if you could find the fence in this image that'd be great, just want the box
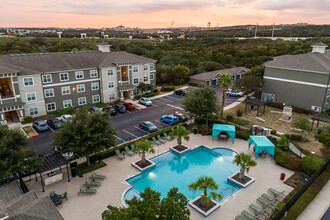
[272,158,330,219]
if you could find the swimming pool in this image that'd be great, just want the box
[125,146,241,203]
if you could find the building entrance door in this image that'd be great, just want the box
[123,90,130,100]
[5,111,19,124]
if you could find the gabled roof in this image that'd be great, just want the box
[265,51,330,73]
[190,67,249,81]
[312,42,328,47]
[0,64,18,74]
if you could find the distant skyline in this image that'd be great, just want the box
[1,0,330,28]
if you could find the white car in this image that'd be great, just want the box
[60,114,73,122]
[139,97,152,106]
[226,89,244,97]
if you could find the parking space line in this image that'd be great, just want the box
[123,130,138,138]
[158,97,173,102]
[134,126,149,134]
[152,99,166,105]
[166,104,184,111]
[49,127,54,132]
[166,95,182,100]
[114,135,126,142]
[154,120,170,127]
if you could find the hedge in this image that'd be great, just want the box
[236,130,252,140]
[275,147,303,172]
[160,86,175,92]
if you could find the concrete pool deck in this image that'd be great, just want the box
[25,134,294,220]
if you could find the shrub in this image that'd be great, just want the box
[293,116,311,131]
[161,86,175,92]
[232,118,250,126]
[236,108,243,117]
[153,88,159,93]
[143,92,157,98]
[226,114,234,120]
[275,147,302,171]
[53,106,74,117]
[301,156,324,176]
[23,116,33,123]
[277,136,289,151]
[290,134,303,141]
[271,129,276,135]
[93,102,107,108]
[236,130,251,140]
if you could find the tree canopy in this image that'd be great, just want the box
[218,73,233,116]
[52,108,116,166]
[315,125,330,149]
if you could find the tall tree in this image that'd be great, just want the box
[218,73,233,116]
[169,125,190,147]
[53,108,116,166]
[133,140,155,164]
[172,64,190,85]
[182,86,220,126]
[233,153,257,180]
[315,125,330,149]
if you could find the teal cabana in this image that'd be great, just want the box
[212,124,236,144]
[248,136,275,159]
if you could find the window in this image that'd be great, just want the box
[92,95,100,103]
[90,70,98,78]
[108,93,115,100]
[150,63,155,69]
[107,69,114,76]
[133,66,139,73]
[143,76,148,82]
[23,77,34,86]
[327,89,330,98]
[324,102,329,111]
[150,74,154,80]
[44,88,54,98]
[77,84,85,93]
[29,107,38,116]
[63,99,72,108]
[46,103,56,111]
[61,86,71,95]
[133,78,139,85]
[108,81,115,89]
[42,74,52,83]
[78,97,87,106]
[60,72,69,81]
[91,82,99,91]
[75,71,84,79]
[26,92,36,102]
[143,65,148,71]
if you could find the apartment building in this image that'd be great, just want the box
[0,44,156,124]
[262,42,330,112]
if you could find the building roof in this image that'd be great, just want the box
[0,64,18,74]
[0,51,156,75]
[189,67,249,81]
[265,50,330,73]
[312,42,328,47]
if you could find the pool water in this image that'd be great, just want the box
[125,146,241,203]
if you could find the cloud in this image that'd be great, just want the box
[259,0,330,11]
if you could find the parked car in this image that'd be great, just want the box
[173,112,188,122]
[113,104,127,113]
[160,115,179,125]
[60,114,73,122]
[123,102,135,110]
[32,120,50,132]
[46,118,62,129]
[55,146,74,160]
[102,106,117,116]
[89,106,103,113]
[139,121,158,132]
[173,89,187,96]
[139,97,152,106]
[226,89,244,97]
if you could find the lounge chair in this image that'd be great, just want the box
[249,203,271,217]
[115,149,125,160]
[257,197,276,208]
[49,191,56,197]
[157,135,166,143]
[268,188,286,198]
[78,185,97,195]
[241,210,258,220]
[85,179,101,187]
[262,193,280,203]
[163,133,171,141]
[124,146,134,156]
[235,215,246,220]
[151,136,161,145]
[91,171,106,180]
[59,191,68,201]
[130,144,135,152]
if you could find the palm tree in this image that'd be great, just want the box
[233,153,257,180]
[218,73,233,116]
[133,140,155,164]
[169,125,190,147]
[188,176,223,207]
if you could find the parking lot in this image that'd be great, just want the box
[26,87,240,155]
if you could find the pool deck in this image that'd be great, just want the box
[25,134,294,220]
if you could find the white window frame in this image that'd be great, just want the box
[91,82,99,91]
[133,78,139,85]
[143,76,148,82]
[92,95,100,103]
[327,89,330,98]
[90,70,98,78]
[324,102,329,111]
[42,74,52,84]
[133,66,139,73]
[46,102,56,112]
[61,86,71,95]
[44,88,54,98]
[108,81,115,89]
[63,99,72,108]
[26,92,37,102]
[150,63,155,69]
[108,93,115,100]
[75,71,84,80]
[29,107,38,116]
[77,84,85,93]
[150,74,154,80]
[23,77,34,86]
[107,69,114,76]
[78,97,87,106]
[143,65,148,71]
[60,72,69,81]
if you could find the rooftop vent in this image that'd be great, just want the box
[311,42,328,54]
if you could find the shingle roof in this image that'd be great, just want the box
[99,51,157,67]
[265,51,330,73]
[312,42,328,47]
[189,67,249,81]
[0,64,18,74]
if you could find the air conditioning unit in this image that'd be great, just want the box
[311,105,321,112]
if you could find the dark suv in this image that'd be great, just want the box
[102,106,117,116]
[174,89,186,96]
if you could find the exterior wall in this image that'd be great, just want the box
[99,67,118,103]
[189,78,207,86]
[17,74,46,117]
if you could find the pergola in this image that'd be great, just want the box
[37,153,70,192]
[311,113,330,130]
[244,98,267,117]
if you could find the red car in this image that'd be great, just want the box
[123,102,135,110]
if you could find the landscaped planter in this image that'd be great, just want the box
[170,145,190,155]
[188,195,221,217]
[22,126,38,139]
[227,172,255,188]
[131,159,155,172]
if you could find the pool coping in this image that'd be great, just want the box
[227,172,255,188]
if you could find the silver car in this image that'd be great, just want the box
[32,120,50,132]
[139,97,152,106]
[139,121,158,132]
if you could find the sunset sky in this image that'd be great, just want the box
[1,0,330,28]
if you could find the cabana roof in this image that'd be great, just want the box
[39,153,69,173]
[248,136,275,159]
[212,124,236,143]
